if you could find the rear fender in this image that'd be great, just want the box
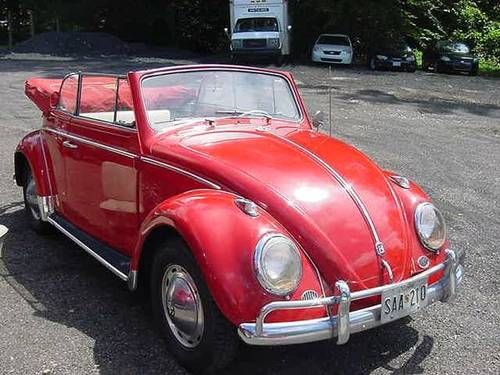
[133,189,327,325]
[15,130,54,197]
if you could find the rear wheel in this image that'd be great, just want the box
[150,237,238,374]
[22,169,52,234]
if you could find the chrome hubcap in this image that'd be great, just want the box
[161,264,204,348]
[25,177,40,220]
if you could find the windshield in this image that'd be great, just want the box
[235,18,278,32]
[141,70,301,131]
[317,35,350,46]
[438,42,470,54]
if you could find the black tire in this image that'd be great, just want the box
[22,169,52,234]
[469,67,479,76]
[150,237,238,374]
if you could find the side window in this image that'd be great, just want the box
[116,79,135,126]
[58,74,78,114]
[79,75,117,122]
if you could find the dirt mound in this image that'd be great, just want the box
[13,32,130,56]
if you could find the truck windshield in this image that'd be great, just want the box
[235,18,279,32]
[141,70,301,131]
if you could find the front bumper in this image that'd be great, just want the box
[233,48,281,57]
[312,51,352,64]
[238,249,464,346]
[375,58,416,71]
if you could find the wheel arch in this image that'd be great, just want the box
[14,151,30,187]
[14,130,53,196]
[132,189,326,325]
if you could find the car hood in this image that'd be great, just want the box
[317,44,351,52]
[151,127,412,291]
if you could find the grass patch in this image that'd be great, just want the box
[479,59,500,77]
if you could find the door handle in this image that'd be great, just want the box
[63,140,78,149]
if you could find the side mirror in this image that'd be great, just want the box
[49,92,60,109]
[312,111,325,128]
[287,25,292,32]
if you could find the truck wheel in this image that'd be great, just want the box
[22,169,52,234]
[150,237,238,374]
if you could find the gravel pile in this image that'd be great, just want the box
[13,32,130,56]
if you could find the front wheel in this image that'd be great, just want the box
[150,237,238,374]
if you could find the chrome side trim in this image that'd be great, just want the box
[274,135,386,258]
[47,216,128,281]
[239,250,462,346]
[43,128,137,159]
[141,157,221,190]
[0,225,8,258]
[37,195,56,222]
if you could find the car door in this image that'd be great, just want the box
[63,75,140,256]
[43,73,79,215]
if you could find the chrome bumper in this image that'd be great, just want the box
[238,249,464,346]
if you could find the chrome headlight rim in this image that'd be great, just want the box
[414,202,447,252]
[254,233,303,296]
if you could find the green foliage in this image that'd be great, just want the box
[1,0,498,63]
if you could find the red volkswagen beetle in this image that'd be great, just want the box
[15,65,464,373]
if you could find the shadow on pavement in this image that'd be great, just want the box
[0,204,433,374]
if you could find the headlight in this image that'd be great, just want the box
[441,56,451,62]
[268,38,280,48]
[406,55,415,62]
[254,234,302,296]
[415,203,447,251]
[232,39,243,49]
[376,55,388,60]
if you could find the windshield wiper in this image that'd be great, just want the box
[216,109,273,120]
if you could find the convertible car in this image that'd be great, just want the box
[15,65,464,373]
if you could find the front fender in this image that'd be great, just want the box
[384,171,448,283]
[133,189,326,325]
[15,130,53,196]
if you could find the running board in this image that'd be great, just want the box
[48,214,135,288]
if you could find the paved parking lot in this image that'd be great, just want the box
[0,55,499,374]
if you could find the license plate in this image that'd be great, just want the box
[381,280,427,324]
[393,61,401,67]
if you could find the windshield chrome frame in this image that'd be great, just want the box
[139,67,304,132]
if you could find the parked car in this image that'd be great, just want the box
[16,65,464,373]
[368,39,417,72]
[312,34,353,65]
[423,41,479,75]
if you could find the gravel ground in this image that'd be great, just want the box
[0,54,499,375]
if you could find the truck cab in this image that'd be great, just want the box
[225,0,291,63]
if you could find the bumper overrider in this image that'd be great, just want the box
[238,249,464,346]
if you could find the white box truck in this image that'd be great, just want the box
[225,0,292,63]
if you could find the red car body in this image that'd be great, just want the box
[15,65,463,354]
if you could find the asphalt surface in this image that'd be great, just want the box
[0,54,499,375]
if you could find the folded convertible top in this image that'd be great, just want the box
[25,78,63,113]
[25,76,195,115]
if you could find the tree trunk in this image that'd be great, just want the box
[29,10,35,38]
[7,10,13,49]
[55,16,60,33]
